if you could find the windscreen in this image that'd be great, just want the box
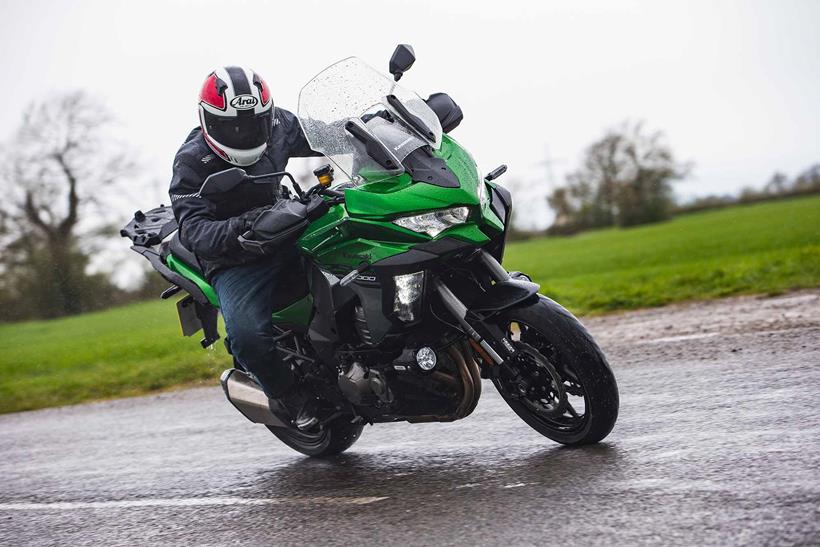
[298,57,443,185]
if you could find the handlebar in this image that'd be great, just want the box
[305,184,345,203]
[320,187,345,199]
[246,169,345,204]
[247,170,306,199]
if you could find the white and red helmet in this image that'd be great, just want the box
[198,66,273,166]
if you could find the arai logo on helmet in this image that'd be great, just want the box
[230,95,259,110]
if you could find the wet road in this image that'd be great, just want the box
[1,292,819,545]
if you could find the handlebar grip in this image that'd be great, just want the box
[322,188,345,199]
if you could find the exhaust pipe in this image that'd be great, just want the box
[406,343,483,423]
[220,369,289,428]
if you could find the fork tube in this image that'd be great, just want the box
[433,278,505,365]
[478,250,511,282]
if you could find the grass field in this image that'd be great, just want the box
[0,300,229,414]
[505,195,820,314]
[1,195,818,414]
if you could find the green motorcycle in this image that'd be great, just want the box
[122,46,618,457]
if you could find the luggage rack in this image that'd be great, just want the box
[120,205,177,247]
[121,205,220,348]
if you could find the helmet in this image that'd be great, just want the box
[198,66,273,166]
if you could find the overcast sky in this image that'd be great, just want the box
[2,0,819,232]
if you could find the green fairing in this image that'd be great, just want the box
[271,294,314,325]
[299,135,503,274]
[166,253,314,325]
[166,135,503,327]
[344,135,481,217]
[166,254,220,307]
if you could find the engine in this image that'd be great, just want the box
[335,341,482,422]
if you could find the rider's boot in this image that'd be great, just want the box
[278,388,319,431]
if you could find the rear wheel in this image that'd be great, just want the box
[267,416,364,458]
[493,296,619,445]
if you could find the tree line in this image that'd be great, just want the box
[674,166,820,215]
[543,122,818,236]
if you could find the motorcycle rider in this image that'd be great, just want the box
[169,65,462,431]
[169,66,321,430]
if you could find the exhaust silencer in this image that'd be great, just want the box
[220,369,289,428]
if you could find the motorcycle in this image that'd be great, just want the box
[122,45,619,457]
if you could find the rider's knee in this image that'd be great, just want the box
[226,324,272,364]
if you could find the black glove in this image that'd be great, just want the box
[237,200,309,255]
[235,206,269,233]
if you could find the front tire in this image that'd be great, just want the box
[493,296,619,445]
[268,416,364,458]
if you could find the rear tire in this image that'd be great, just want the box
[268,416,364,458]
[493,296,619,445]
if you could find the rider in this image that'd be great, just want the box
[169,66,321,430]
[169,65,461,431]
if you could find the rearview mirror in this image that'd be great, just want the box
[425,92,463,133]
[389,44,416,82]
[200,168,248,197]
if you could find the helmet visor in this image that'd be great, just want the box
[203,110,272,150]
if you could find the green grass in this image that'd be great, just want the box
[0,300,229,414]
[1,195,818,414]
[504,195,820,314]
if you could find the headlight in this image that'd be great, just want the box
[393,271,424,322]
[393,206,469,237]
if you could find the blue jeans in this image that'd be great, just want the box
[212,249,302,398]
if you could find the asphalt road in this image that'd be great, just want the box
[1,292,818,546]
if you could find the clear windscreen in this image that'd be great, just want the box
[298,57,443,185]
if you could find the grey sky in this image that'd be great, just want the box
[2,0,819,230]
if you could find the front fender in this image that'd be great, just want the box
[469,279,540,314]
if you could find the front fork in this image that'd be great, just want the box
[432,250,520,368]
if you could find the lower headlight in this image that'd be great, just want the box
[415,347,437,371]
[393,271,424,322]
[393,206,470,237]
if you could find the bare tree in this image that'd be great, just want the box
[547,121,689,233]
[0,91,134,318]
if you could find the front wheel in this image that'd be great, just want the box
[268,415,364,458]
[492,296,619,445]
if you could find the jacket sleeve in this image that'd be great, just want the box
[169,158,247,261]
[277,108,323,158]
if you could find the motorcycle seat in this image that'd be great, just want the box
[167,232,204,274]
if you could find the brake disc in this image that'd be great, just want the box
[511,343,568,418]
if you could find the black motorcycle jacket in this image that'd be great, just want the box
[168,107,321,280]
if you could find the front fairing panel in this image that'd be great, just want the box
[344,135,481,218]
[299,135,506,274]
